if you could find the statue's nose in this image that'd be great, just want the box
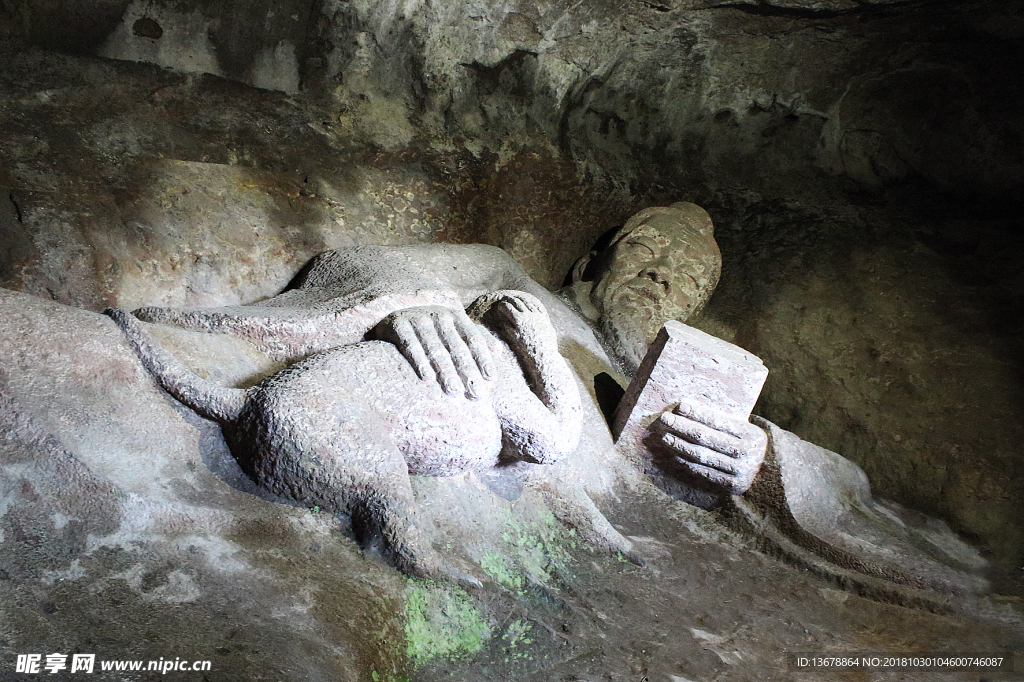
[641,264,671,292]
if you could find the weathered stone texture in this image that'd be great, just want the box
[612,320,768,454]
[107,280,639,581]
[0,1,1022,666]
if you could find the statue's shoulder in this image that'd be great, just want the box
[296,243,526,294]
[303,243,516,272]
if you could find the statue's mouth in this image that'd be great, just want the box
[615,278,668,306]
[634,288,661,304]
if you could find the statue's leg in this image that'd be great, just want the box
[132,304,341,363]
[238,388,481,586]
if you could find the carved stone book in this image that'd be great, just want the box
[612,321,768,478]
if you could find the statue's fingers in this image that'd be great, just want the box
[672,399,748,439]
[520,294,544,314]
[659,411,746,458]
[496,292,522,312]
[674,457,749,495]
[663,433,740,475]
[508,291,543,314]
[453,313,496,380]
[411,316,462,395]
[436,314,483,400]
[391,317,435,383]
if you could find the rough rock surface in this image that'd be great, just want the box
[105,285,638,582]
[2,0,1024,677]
[690,193,1024,573]
[2,1,1021,573]
[736,417,991,610]
[3,287,1021,680]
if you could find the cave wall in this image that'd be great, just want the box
[9,0,1023,199]
[2,0,1023,568]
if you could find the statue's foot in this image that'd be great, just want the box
[624,535,673,563]
[533,481,647,570]
[600,532,645,567]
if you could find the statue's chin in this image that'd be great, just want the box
[600,311,656,376]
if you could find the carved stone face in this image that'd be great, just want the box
[587,202,722,372]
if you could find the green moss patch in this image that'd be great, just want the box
[404,581,490,666]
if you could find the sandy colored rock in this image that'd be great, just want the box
[612,320,768,451]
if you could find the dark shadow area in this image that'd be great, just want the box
[561,223,623,287]
[26,0,130,54]
[593,371,624,428]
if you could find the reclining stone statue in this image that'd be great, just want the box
[126,202,768,500]
[107,289,621,584]
[111,201,985,604]
[107,202,751,584]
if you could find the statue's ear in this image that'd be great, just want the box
[571,251,596,283]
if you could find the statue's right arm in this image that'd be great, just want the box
[135,244,546,395]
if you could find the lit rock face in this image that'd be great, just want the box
[106,288,627,583]
[0,288,1003,680]
[0,277,648,678]
[3,0,1023,582]
[105,243,644,583]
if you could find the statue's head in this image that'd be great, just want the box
[571,202,722,372]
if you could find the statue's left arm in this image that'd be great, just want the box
[467,290,583,464]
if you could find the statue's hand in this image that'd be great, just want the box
[654,399,768,495]
[466,290,552,344]
[370,305,496,400]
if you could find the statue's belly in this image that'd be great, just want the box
[321,341,506,476]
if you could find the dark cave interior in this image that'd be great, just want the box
[1,0,1023,679]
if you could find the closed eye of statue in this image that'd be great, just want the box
[624,239,657,258]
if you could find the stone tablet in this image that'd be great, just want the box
[611,320,768,458]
